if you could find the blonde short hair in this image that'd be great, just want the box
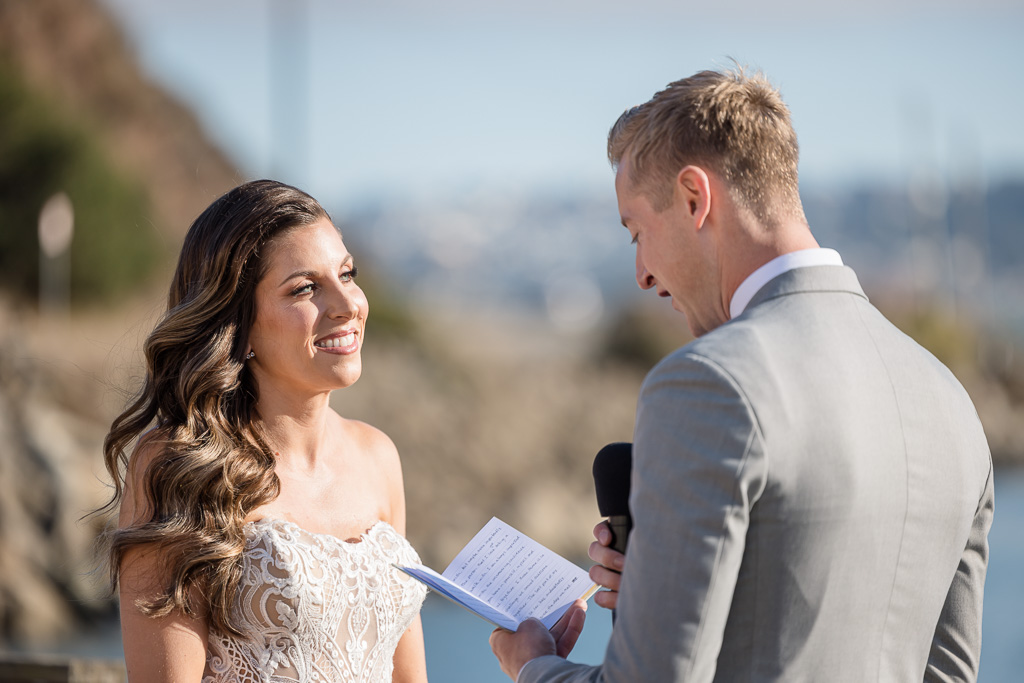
[608,67,804,226]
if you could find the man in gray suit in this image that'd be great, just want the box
[490,67,994,681]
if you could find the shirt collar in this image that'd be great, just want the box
[729,248,844,319]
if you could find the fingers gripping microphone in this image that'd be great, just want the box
[593,442,633,555]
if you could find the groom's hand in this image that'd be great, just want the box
[589,521,624,610]
[489,600,587,681]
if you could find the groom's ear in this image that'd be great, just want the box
[675,166,711,231]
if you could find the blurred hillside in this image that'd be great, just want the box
[0,0,238,299]
[0,0,241,243]
[1,0,1022,650]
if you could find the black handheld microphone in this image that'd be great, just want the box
[593,442,633,555]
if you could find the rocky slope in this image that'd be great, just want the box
[0,303,118,642]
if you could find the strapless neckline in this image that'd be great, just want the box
[243,517,390,547]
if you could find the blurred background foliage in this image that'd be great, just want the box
[0,64,163,305]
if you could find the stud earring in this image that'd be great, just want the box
[246,350,255,360]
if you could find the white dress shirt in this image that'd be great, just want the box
[729,248,843,319]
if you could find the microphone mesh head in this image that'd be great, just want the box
[593,442,632,517]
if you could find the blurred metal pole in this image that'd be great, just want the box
[38,192,74,320]
[269,0,309,187]
[902,92,953,319]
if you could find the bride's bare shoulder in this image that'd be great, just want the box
[120,427,174,527]
[332,412,399,461]
[329,412,407,526]
[126,426,175,475]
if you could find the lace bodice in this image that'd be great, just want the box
[203,519,427,683]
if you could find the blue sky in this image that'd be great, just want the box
[101,0,1024,208]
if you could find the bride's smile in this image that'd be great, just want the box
[314,329,359,353]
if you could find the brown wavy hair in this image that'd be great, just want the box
[100,179,331,634]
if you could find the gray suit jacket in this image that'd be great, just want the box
[521,266,993,683]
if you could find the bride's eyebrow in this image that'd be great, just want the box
[278,270,316,287]
[277,255,352,287]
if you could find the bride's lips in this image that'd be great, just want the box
[313,330,359,355]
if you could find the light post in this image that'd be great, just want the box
[38,191,74,319]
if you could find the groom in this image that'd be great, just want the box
[491,67,993,681]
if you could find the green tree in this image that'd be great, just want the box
[0,65,164,306]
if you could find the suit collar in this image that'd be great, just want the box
[730,248,844,318]
[745,265,868,313]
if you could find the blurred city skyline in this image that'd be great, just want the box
[99,0,1024,209]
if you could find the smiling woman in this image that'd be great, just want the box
[97,180,429,683]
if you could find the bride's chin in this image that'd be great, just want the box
[332,366,362,389]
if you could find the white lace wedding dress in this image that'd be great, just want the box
[202,518,427,683]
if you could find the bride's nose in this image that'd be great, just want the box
[326,281,364,321]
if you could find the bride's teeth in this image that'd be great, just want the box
[316,334,355,348]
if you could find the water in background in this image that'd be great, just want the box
[2,468,1021,681]
[979,467,1024,680]
[422,593,612,681]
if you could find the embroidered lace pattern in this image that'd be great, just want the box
[202,519,426,683]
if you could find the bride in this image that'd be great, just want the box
[101,180,428,682]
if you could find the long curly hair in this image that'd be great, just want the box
[101,179,331,634]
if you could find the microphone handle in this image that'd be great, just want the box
[606,514,632,556]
